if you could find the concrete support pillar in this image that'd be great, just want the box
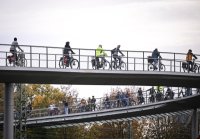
[192,108,198,139]
[3,83,14,139]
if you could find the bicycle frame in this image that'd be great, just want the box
[7,51,26,66]
[182,58,198,73]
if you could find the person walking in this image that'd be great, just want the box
[63,101,69,114]
[91,96,96,111]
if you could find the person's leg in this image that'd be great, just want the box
[118,56,121,65]
[188,61,192,71]
[154,59,158,69]
[96,57,100,68]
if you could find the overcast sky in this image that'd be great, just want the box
[1,0,200,98]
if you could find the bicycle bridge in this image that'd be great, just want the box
[0,44,200,139]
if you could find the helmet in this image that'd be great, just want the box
[188,49,192,52]
[14,37,17,41]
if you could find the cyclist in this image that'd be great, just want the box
[152,48,162,70]
[10,37,23,63]
[186,49,197,71]
[111,45,125,65]
[95,44,107,69]
[63,41,75,66]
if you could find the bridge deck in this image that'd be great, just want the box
[0,67,200,87]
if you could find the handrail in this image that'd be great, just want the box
[1,44,200,73]
[0,87,198,120]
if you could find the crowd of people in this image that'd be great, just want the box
[33,86,199,117]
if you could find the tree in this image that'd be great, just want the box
[24,84,65,109]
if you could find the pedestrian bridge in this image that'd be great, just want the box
[0,93,199,128]
[0,44,200,87]
[0,44,200,139]
[0,66,200,88]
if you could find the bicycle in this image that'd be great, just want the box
[59,54,79,69]
[111,55,126,70]
[182,58,199,73]
[147,56,165,71]
[91,56,111,70]
[6,50,27,67]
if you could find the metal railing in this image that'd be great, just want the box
[1,44,200,73]
[0,87,199,120]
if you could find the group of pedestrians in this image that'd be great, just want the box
[103,88,143,109]
[76,96,96,112]
[103,91,131,109]
[46,86,198,116]
[147,86,175,103]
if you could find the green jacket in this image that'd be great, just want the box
[96,46,107,57]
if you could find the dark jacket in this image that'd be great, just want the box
[63,42,75,55]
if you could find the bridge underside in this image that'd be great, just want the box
[0,67,200,87]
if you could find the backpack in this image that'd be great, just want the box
[112,48,118,55]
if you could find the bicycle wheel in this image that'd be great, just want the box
[198,66,200,73]
[103,60,111,70]
[193,64,198,73]
[59,57,66,68]
[91,59,96,69]
[111,61,117,70]
[6,57,14,66]
[119,62,126,70]
[70,59,79,69]
[148,63,154,71]
[159,64,165,71]
[183,67,187,72]
[19,58,27,67]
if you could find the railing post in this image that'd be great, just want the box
[174,53,176,72]
[87,56,89,70]
[134,58,136,71]
[46,47,48,68]
[5,52,8,66]
[111,51,113,70]
[39,54,40,68]
[143,51,145,71]
[127,51,129,70]
[30,46,32,67]
[55,54,56,68]
[79,49,80,69]
[170,60,172,72]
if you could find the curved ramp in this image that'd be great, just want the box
[23,94,200,127]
